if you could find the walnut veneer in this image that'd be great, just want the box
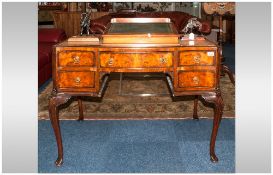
[49,39,223,166]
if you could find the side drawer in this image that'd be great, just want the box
[177,71,215,88]
[179,51,215,66]
[58,71,95,88]
[58,51,95,67]
[100,52,173,68]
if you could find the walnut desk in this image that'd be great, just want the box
[49,18,223,166]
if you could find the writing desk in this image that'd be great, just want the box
[49,18,223,166]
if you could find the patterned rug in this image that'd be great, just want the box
[38,73,235,120]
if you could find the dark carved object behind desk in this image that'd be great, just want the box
[181,18,202,34]
[80,12,91,35]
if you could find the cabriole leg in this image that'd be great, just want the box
[201,92,223,162]
[49,95,71,166]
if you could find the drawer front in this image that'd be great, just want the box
[179,51,215,66]
[178,71,215,88]
[58,71,95,88]
[58,51,95,67]
[100,52,173,68]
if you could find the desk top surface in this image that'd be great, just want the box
[56,38,217,48]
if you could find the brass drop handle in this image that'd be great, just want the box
[192,76,200,85]
[73,55,80,64]
[193,55,201,64]
[160,57,167,64]
[75,77,81,84]
[108,57,114,65]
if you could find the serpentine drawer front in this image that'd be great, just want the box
[174,47,218,92]
[58,71,95,88]
[99,52,173,68]
[179,51,215,66]
[56,48,99,93]
[58,51,95,67]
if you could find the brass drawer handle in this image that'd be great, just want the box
[73,55,80,64]
[75,77,81,84]
[108,57,114,65]
[160,57,167,64]
[193,55,201,64]
[192,76,200,85]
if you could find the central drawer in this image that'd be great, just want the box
[99,52,173,68]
